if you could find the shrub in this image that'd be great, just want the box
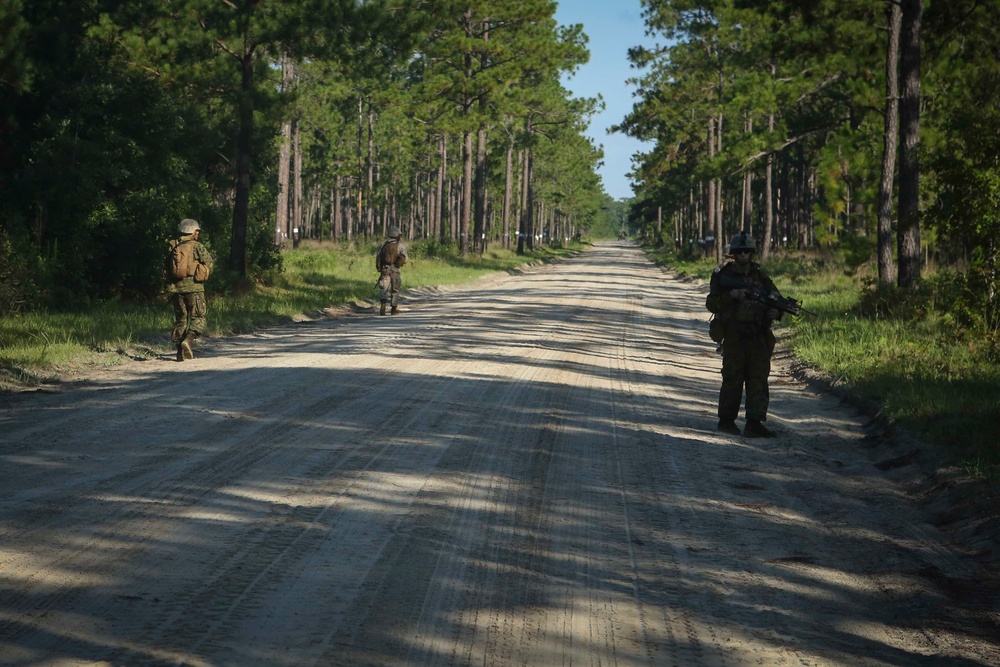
[0,232,39,315]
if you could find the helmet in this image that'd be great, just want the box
[387,226,401,238]
[179,218,201,234]
[729,231,755,254]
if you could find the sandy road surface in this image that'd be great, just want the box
[0,241,997,666]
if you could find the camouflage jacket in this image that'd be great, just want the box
[706,261,782,337]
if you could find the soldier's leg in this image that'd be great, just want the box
[379,272,390,315]
[389,269,401,313]
[171,294,188,343]
[186,293,207,339]
[718,337,748,422]
[744,331,775,421]
[179,293,205,360]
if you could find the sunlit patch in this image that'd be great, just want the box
[835,619,944,658]
[90,495,181,506]
[0,554,114,588]
[0,454,80,471]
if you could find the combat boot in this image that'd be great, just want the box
[744,419,775,438]
[717,419,741,435]
[176,343,184,362]
[380,300,387,316]
[390,305,398,315]
[179,334,194,360]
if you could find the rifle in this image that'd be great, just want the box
[716,272,818,318]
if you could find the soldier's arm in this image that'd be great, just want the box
[756,267,781,297]
[705,269,731,314]
[197,243,215,269]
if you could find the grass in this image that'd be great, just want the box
[0,239,580,390]
[647,243,1000,481]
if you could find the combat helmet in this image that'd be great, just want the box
[179,218,201,234]
[729,231,755,254]
[387,226,402,238]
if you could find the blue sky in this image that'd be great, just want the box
[554,0,656,201]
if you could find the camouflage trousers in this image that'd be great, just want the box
[171,292,207,343]
[379,267,401,307]
[718,329,775,422]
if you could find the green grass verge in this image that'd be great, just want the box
[647,243,1000,481]
[0,239,581,390]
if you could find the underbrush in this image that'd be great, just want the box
[649,244,1000,481]
[0,239,582,390]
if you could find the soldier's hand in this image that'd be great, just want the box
[730,288,748,300]
[766,308,780,320]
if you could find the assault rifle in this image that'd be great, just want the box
[716,272,818,318]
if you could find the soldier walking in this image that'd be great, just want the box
[376,226,408,315]
[165,218,214,361]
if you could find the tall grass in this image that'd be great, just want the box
[0,239,580,389]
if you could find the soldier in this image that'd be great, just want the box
[705,232,782,437]
[376,226,408,315]
[165,218,214,361]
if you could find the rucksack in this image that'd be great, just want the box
[169,240,197,281]
[377,240,399,271]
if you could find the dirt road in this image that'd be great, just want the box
[1,242,997,666]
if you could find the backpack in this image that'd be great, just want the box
[393,246,407,268]
[377,240,399,271]
[169,239,205,281]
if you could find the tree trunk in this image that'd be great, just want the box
[517,143,532,254]
[762,107,775,260]
[715,111,724,261]
[330,185,338,242]
[897,0,922,289]
[742,116,753,234]
[503,140,514,249]
[473,125,487,254]
[229,53,254,278]
[707,118,716,256]
[292,120,303,246]
[366,104,375,239]
[440,136,448,242]
[461,129,473,255]
[356,93,363,238]
[275,57,294,245]
[877,0,900,285]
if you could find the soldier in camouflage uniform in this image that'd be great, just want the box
[165,218,214,361]
[376,226,408,315]
[705,232,783,437]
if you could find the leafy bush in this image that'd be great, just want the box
[0,232,39,315]
[409,238,459,260]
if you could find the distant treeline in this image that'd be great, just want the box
[0,1,611,313]
[618,0,999,310]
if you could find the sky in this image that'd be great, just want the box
[554,0,656,201]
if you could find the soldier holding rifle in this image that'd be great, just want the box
[705,232,799,438]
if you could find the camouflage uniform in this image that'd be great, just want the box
[165,220,214,360]
[706,251,783,435]
[376,229,407,315]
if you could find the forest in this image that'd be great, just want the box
[619,0,1000,340]
[0,0,609,313]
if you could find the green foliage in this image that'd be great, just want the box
[410,238,460,260]
[860,260,1000,348]
[620,0,1000,300]
[0,1,604,313]
[0,231,38,315]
